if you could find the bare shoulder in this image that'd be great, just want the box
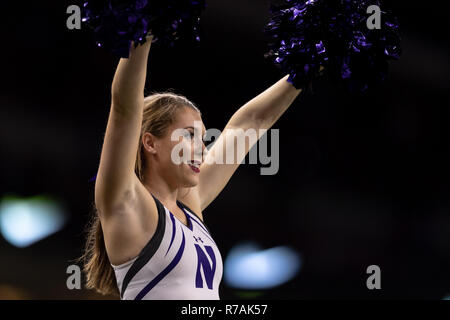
[99,175,159,266]
[177,185,204,221]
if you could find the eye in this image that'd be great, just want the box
[184,130,195,139]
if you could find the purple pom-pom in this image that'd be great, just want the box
[82,0,206,58]
[264,0,402,92]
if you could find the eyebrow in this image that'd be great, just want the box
[184,126,206,133]
[184,126,207,140]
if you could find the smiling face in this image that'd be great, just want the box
[143,106,206,188]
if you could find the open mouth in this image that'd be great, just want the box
[188,160,201,173]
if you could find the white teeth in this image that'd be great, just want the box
[189,161,201,168]
[189,162,199,169]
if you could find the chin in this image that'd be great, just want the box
[180,179,198,188]
[179,177,197,188]
[186,175,199,187]
[180,165,199,187]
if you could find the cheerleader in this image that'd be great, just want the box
[80,0,400,300]
[81,35,302,299]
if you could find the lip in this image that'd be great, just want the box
[188,164,200,173]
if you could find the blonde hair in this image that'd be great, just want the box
[135,92,201,182]
[80,91,201,297]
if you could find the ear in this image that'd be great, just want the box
[142,132,158,154]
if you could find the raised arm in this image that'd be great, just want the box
[226,75,301,130]
[198,75,302,211]
[95,38,153,214]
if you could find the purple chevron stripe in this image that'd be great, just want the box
[165,213,176,257]
[182,209,209,234]
[134,228,186,300]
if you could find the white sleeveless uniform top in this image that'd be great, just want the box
[111,194,223,300]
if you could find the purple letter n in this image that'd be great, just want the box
[194,244,216,290]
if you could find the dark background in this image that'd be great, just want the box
[0,0,449,299]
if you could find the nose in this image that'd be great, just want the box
[193,138,205,161]
[200,140,206,152]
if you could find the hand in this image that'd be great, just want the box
[146,30,154,42]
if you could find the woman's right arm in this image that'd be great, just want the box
[95,38,153,215]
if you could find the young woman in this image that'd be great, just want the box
[81,35,303,300]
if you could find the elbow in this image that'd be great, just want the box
[248,112,276,130]
[228,111,268,131]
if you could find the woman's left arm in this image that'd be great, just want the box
[196,74,302,212]
[226,74,302,131]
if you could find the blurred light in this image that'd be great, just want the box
[443,294,450,300]
[0,284,30,299]
[0,195,67,248]
[224,242,302,290]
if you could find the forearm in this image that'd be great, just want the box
[111,38,153,114]
[227,74,302,130]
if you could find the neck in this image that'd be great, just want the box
[142,167,179,208]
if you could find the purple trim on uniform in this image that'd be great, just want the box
[184,210,209,235]
[168,205,192,230]
[134,227,186,300]
[178,204,193,231]
[182,211,216,245]
[191,219,216,244]
[165,213,176,257]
